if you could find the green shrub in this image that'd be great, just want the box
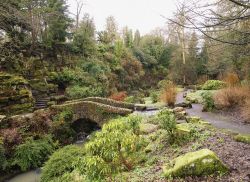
[150,91,158,103]
[202,80,226,90]
[156,109,177,143]
[66,85,103,99]
[124,96,136,103]
[41,145,85,182]
[76,117,146,181]
[12,136,57,171]
[124,95,145,104]
[52,109,76,144]
[201,92,215,111]
[157,80,173,89]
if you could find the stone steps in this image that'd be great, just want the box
[34,98,50,109]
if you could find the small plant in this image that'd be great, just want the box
[12,135,57,171]
[202,80,226,90]
[223,73,239,86]
[156,109,177,143]
[150,91,158,103]
[201,91,215,111]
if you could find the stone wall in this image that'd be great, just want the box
[65,97,135,110]
[51,100,133,126]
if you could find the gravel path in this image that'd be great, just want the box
[177,91,250,134]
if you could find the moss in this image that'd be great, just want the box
[29,80,57,93]
[163,149,228,178]
[186,116,201,123]
[0,72,28,86]
[139,123,159,134]
[0,73,34,115]
[176,123,191,136]
[234,134,250,144]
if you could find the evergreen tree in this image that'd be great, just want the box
[43,0,72,51]
[133,30,140,47]
[73,14,96,57]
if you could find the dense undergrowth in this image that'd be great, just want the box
[39,109,218,182]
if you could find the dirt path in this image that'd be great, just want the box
[177,91,250,134]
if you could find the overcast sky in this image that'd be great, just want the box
[67,0,177,35]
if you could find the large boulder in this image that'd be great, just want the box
[163,149,228,178]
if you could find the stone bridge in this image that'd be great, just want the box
[51,97,145,126]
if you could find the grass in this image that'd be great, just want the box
[160,82,177,107]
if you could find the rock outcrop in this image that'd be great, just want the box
[0,72,34,115]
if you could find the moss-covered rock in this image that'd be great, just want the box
[139,123,159,134]
[234,134,250,144]
[176,123,192,136]
[0,72,34,115]
[186,116,201,123]
[163,149,228,178]
[185,116,211,125]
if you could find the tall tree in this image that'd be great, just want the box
[43,0,72,52]
[73,14,96,57]
[105,16,118,44]
[122,26,133,48]
[133,30,141,47]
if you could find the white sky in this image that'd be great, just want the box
[67,0,177,35]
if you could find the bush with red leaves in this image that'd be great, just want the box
[1,128,22,154]
[109,91,127,101]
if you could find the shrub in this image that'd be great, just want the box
[202,80,226,90]
[160,81,177,106]
[124,95,145,104]
[201,91,215,111]
[150,91,158,103]
[28,110,52,135]
[51,109,76,144]
[157,80,173,89]
[12,135,57,171]
[109,91,127,101]
[41,145,85,182]
[213,86,248,109]
[156,109,177,143]
[66,85,103,99]
[76,116,146,181]
[1,128,22,153]
[223,73,240,86]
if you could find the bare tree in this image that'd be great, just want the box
[164,0,250,45]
